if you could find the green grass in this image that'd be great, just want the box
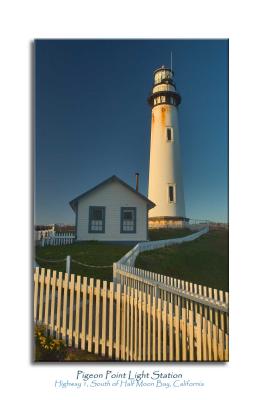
[35,241,133,281]
[148,228,192,241]
[35,230,191,281]
[35,229,227,290]
[135,230,229,291]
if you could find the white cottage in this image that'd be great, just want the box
[69,175,155,242]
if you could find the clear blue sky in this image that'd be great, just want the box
[35,39,228,224]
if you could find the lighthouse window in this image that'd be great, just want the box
[89,206,105,233]
[169,186,174,202]
[166,127,173,141]
[121,207,136,233]
[168,184,176,203]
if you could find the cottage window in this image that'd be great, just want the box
[89,206,105,233]
[121,207,136,233]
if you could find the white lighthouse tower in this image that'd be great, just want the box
[148,65,188,228]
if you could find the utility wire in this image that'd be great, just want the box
[71,259,112,269]
[35,256,66,263]
[35,256,112,269]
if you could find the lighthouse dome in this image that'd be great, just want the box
[154,66,174,85]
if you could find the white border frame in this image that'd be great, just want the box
[1,1,263,399]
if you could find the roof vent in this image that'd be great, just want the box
[135,172,139,192]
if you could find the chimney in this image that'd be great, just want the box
[135,172,139,192]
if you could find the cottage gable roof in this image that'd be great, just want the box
[69,175,156,212]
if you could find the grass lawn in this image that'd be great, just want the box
[35,242,133,281]
[35,229,192,281]
[135,230,229,291]
[148,228,191,241]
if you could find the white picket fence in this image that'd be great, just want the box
[40,233,75,247]
[34,267,229,361]
[113,263,229,332]
[116,226,209,267]
[34,228,55,241]
[187,223,210,231]
[112,225,229,332]
[34,225,229,360]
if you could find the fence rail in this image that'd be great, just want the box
[113,263,229,334]
[114,264,228,311]
[39,233,75,247]
[34,267,228,361]
[117,227,209,267]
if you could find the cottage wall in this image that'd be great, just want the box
[76,180,148,241]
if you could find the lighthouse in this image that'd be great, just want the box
[147,65,188,228]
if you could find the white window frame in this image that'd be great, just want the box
[88,206,106,233]
[167,183,176,203]
[120,207,137,234]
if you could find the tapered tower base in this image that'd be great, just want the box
[148,216,189,229]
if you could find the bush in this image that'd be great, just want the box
[34,324,68,361]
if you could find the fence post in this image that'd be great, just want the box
[113,263,117,284]
[113,263,121,285]
[155,284,160,299]
[66,255,71,275]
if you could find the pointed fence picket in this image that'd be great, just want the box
[34,267,229,361]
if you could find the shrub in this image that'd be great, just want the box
[34,324,67,361]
